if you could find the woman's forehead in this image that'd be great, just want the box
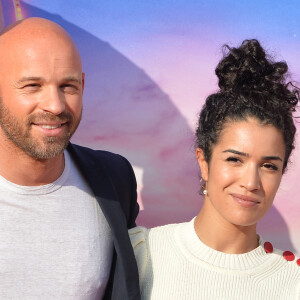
[215,119,285,156]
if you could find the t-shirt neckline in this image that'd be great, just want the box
[0,151,71,195]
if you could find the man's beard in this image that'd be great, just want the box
[0,101,81,160]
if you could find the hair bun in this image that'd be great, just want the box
[215,39,298,109]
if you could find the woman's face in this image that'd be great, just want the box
[197,118,285,227]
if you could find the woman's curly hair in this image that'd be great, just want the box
[196,39,299,172]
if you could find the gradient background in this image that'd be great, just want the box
[1,0,299,256]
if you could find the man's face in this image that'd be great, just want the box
[0,32,84,160]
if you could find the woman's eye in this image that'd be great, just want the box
[263,163,278,171]
[226,157,241,163]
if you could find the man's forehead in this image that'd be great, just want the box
[11,59,83,83]
[0,43,81,73]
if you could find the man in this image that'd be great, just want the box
[0,17,140,299]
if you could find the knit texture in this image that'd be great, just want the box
[130,219,300,300]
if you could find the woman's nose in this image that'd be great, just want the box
[240,164,261,191]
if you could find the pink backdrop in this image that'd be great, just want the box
[1,0,299,256]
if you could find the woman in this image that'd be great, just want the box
[130,39,300,299]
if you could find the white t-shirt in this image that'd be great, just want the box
[0,151,113,299]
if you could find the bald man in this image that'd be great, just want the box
[0,18,140,300]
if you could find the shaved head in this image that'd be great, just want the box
[0,17,84,160]
[0,17,78,45]
[1,17,71,35]
[0,17,82,76]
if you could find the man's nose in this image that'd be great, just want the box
[40,87,66,115]
[240,164,261,191]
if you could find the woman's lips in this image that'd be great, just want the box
[230,193,260,208]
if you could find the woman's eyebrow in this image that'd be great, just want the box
[262,156,282,161]
[223,149,283,161]
[223,149,248,156]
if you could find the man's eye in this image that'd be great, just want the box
[24,84,39,88]
[23,84,40,91]
[61,84,78,93]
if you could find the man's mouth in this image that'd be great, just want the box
[31,122,69,136]
[39,124,64,129]
[32,120,68,128]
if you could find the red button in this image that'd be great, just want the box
[264,242,273,253]
[283,251,295,261]
[296,259,300,266]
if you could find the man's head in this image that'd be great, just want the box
[0,17,84,160]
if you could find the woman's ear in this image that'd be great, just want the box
[196,148,209,181]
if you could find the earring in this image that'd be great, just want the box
[200,178,208,196]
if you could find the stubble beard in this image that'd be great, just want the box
[0,101,81,160]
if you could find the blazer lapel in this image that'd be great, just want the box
[67,143,140,299]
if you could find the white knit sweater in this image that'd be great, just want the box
[129,219,300,300]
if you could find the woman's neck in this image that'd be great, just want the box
[194,200,259,254]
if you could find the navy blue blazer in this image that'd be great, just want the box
[67,143,141,300]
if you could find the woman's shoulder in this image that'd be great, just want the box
[129,222,187,282]
[129,222,180,253]
[129,226,149,249]
[272,246,300,295]
[129,226,150,280]
[260,239,300,280]
[129,222,184,249]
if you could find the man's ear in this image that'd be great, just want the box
[196,148,209,181]
[81,72,85,94]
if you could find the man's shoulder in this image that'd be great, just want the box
[67,143,131,167]
[68,143,124,159]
